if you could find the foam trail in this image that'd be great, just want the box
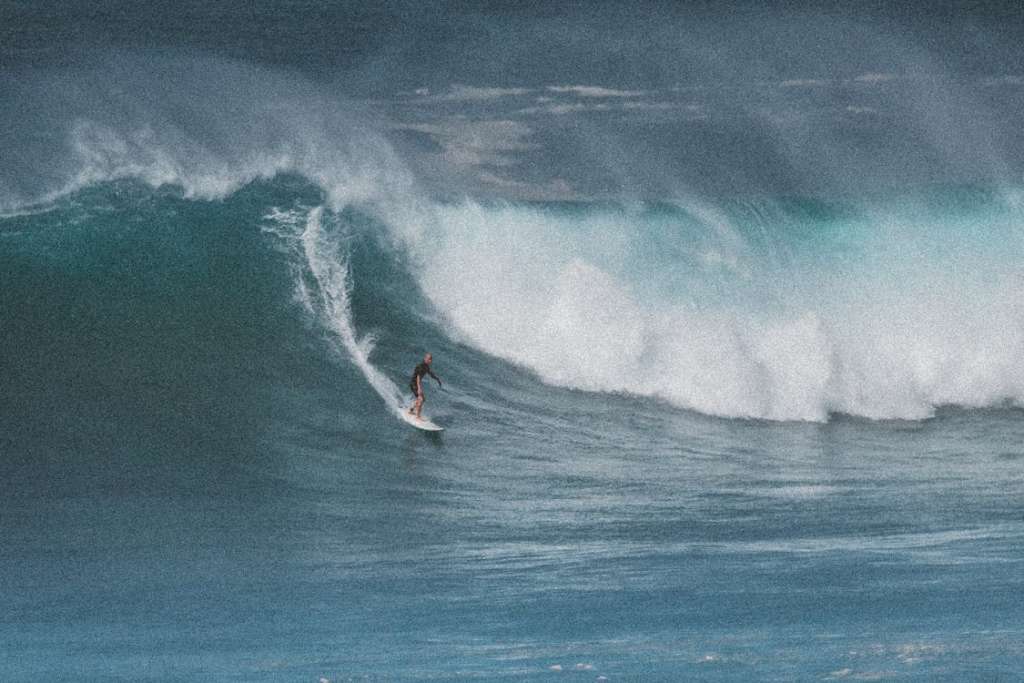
[299,207,406,417]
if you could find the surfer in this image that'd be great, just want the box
[408,353,442,419]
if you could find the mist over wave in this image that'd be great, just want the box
[0,53,416,212]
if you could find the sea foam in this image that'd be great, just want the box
[402,198,1024,421]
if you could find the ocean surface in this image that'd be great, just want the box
[3,3,1024,681]
[4,178,1024,681]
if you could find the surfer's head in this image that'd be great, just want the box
[424,353,433,364]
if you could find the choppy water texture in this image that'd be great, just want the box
[3,2,1024,680]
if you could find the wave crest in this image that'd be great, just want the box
[0,53,416,212]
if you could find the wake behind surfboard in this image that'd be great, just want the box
[400,409,444,432]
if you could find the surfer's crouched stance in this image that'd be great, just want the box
[409,352,442,419]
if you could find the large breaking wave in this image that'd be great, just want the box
[4,53,1024,423]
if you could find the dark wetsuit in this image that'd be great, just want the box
[410,362,440,397]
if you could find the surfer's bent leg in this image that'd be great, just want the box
[410,385,424,418]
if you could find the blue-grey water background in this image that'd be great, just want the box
[3,2,1024,680]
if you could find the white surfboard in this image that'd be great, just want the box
[400,409,444,432]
